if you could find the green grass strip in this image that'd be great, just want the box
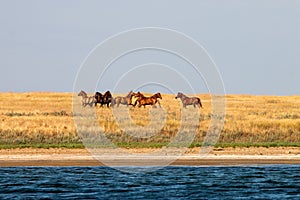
[1,142,300,149]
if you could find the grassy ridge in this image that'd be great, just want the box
[0,92,299,148]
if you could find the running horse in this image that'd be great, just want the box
[175,92,202,108]
[95,91,113,107]
[112,91,136,107]
[94,92,103,107]
[134,92,162,108]
[78,90,96,107]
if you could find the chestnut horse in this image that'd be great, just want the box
[78,90,96,107]
[112,91,136,107]
[134,92,162,108]
[175,92,202,108]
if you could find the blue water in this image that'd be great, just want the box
[0,166,299,199]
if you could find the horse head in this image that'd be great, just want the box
[156,93,162,99]
[175,92,183,99]
[95,92,103,102]
[127,90,135,98]
[103,91,112,102]
[78,90,87,97]
[134,91,142,98]
[104,91,111,95]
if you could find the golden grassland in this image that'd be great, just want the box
[0,92,299,148]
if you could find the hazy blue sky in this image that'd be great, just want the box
[0,0,299,95]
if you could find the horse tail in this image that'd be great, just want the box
[111,98,116,106]
[198,98,203,108]
[90,96,96,106]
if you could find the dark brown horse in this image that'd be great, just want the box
[95,91,113,107]
[78,90,96,107]
[134,92,162,108]
[112,91,136,107]
[94,92,103,107]
[175,92,202,108]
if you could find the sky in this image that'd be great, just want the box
[0,0,299,95]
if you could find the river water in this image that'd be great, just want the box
[0,165,299,199]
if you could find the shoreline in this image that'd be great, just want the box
[1,147,300,167]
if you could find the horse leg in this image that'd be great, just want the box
[129,100,134,106]
[135,99,140,107]
[129,99,136,106]
[126,99,130,106]
[133,100,138,107]
[157,100,161,108]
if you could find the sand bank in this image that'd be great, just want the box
[0,147,300,167]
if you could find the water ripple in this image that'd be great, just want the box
[0,165,299,199]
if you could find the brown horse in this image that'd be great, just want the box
[134,92,162,108]
[78,90,96,107]
[175,92,202,108]
[94,92,103,107]
[112,91,136,107]
[103,91,113,107]
[95,91,113,107]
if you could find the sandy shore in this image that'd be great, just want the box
[0,147,300,167]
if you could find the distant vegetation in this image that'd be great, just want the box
[0,92,299,149]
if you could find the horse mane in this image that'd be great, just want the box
[95,92,102,96]
[136,92,145,97]
[178,92,187,99]
[104,91,112,96]
[152,92,161,98]
[79,90,88,97]
[125,91,133,98]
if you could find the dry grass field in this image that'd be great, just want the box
[0,92,299,148]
